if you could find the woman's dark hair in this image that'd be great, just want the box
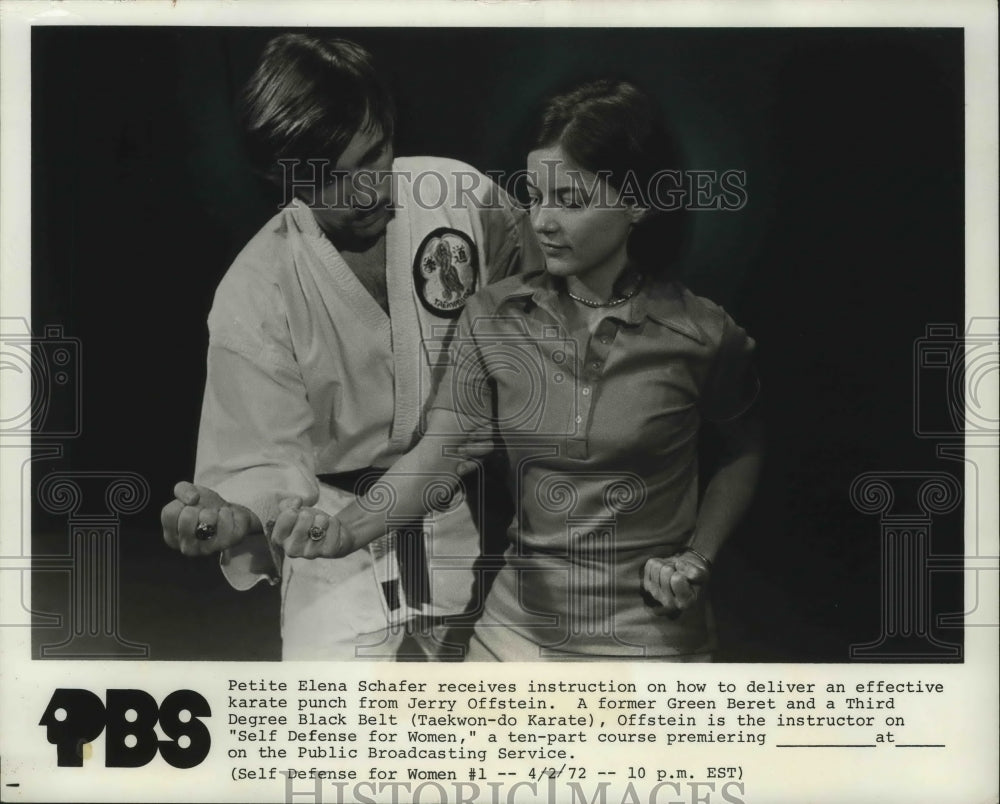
[238,34,395,190]
[534,79,686,278]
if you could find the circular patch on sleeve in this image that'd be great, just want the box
[413,228,479,317]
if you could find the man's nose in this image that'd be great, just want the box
[352,171,393,211]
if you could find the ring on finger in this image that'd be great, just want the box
[195,523,217,541]
[308,525,327,542]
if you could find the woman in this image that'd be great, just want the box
[273,79,763,661]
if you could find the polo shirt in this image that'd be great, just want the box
[430,270,758,657]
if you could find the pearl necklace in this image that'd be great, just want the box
[566,276,643,308]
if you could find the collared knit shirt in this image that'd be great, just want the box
[430,270,759,657]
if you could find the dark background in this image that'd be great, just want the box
[30,27,965,661]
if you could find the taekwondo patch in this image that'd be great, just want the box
[413,228,478,318]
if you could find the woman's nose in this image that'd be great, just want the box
[531,203,557,233]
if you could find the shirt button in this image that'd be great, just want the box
[600,336,610,344]
[591,361,602,369]
[575,415,582,424]
[582,387,591,396]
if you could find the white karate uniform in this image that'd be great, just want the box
[194,156,537,659]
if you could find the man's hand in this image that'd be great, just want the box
[161,481,261,556]
[642,550,712,617]
[270,497,355,559]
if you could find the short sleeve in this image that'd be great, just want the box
[426,300,497,442]
[700,313,760,422]
[475,182,544,283]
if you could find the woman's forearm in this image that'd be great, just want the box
[333,408,490,550]
[688,413,764,561]
[336,437,459,544]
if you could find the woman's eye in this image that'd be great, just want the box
[555,191,585,208]
[526,194,541,208]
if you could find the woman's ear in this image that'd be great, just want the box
[627,203,651,225]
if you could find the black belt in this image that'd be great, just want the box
[318,469,430,611]
[317,468,386,496]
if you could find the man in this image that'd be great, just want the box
[160,34,537,659]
